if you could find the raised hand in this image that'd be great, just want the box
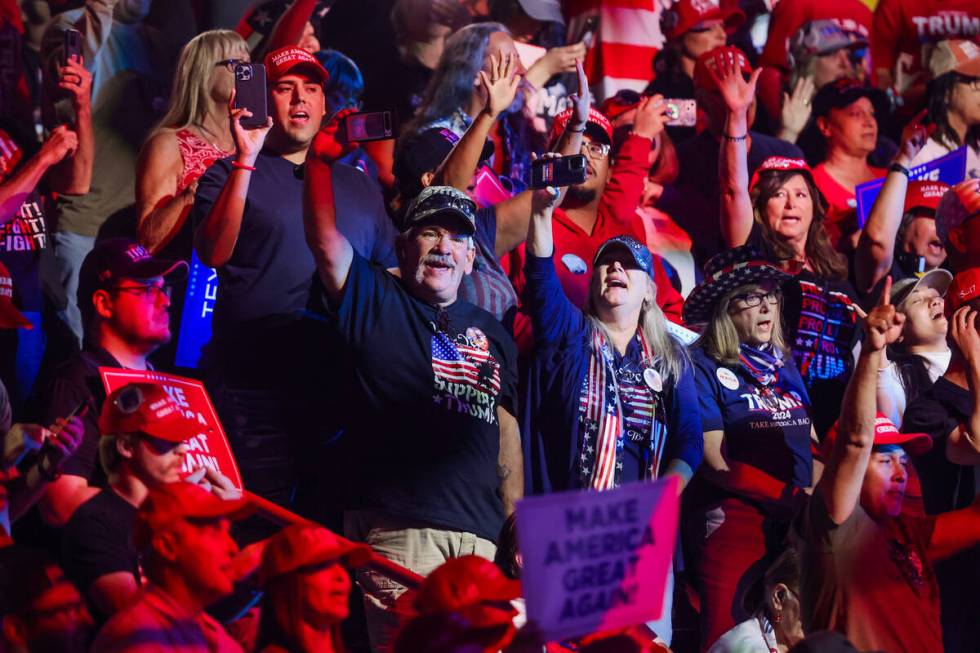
[540,41,587,77]
[57,55,92,112]
[37,416,84,474]
[780,75,815,139]
[571,59,591,127]
[631,94,671,140]
[228,89,273,167]
[38,125,79,166]
[479,53,522,119]
[895,109,935,164]
[950,305,980,365]
[861,276,905,352]
[309,107,357,164]
[710,51,762,116]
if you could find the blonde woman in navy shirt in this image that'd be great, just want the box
[683,246,819,651]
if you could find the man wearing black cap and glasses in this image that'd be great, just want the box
[36,238,186,528]
[305,153,519,651]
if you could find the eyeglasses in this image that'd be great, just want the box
[217,58,245,71]
[581,141,611,160]
[732,291,780,308]
[957,75,980,91]
[110,283,172,302]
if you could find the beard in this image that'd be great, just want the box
[565,185,598,204]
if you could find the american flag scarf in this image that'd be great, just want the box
[738,342,783,387]
[578,327,666,490]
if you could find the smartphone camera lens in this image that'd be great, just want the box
[235,65,252,82]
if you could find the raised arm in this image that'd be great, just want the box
[303,132,354,302]
[944,306,980,465]
[434,53,521,191]
[264,0,318,54]
[856,114,933,293]
[194,92,272,268]
[46,55,93,195]
[524,41,586,90]
[0,127,77,224]
[821,278,904,525]
[714,55,762,248]
[494,60,591,256]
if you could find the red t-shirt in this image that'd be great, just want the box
[760,0,873,70]
[872,0,980,86]
[811,163,886,250]
[503,134,684,354]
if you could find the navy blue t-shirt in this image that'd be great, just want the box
[191,150,398,340]
[522,254,703,494]
[314,252,518,541]
[692,347,813,488]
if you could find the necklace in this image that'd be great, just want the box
[193,121,232,153]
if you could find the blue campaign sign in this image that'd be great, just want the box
[174,251,217,369]
[856,147,967,228]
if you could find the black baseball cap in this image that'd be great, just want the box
[77,238,188,310]
[394,128,495,201]
[811,77,888,119]
[403,186,477,236]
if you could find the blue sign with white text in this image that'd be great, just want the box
[856,147,967,227]
[175,251,217,369]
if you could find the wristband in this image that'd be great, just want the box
[231,160,256,172]
[889,162,910,177]
[723,133,748,141]
[569,125,587,133]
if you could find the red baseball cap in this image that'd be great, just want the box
[259,524,372,586]
[661,0,744,42]
[0,261,31,330]
[904,180,950,215]
[415,555,521,626]
[823,413,932,458]
[264,46,329,83]
[133,481,253,549]
[748,156,814,191]
[693,45,752,91]
[936,178,980,242]
[99,383,203,443]
[550,106,613,146]
[947,267,980,312]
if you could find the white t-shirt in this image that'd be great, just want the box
[707,616,777,653]
[877,349,951,427]
[907,137,980,181]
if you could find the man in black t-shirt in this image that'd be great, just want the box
[36,239,186,529]
[903,267,980,653]
[191,46,397,516]
[305,160,521,651]
[61,383,207,626]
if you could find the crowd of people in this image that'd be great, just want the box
[0,0,978,651]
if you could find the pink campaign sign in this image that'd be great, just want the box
[515,476,680,642]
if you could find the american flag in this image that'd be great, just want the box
[619,381,655,434]
[432,332,501,395]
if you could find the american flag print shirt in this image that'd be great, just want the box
[431,326,502,425]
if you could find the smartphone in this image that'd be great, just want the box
[343,111,394,142]
[581,15,599,48]
[530,154,587,189]
[234,63,269,129]
[63,29,82,66]
[663,98,696,127]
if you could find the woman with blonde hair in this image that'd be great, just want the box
[135,29,249,255]
[682,246,817,651]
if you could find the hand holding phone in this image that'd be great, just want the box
[530,154,587,189]
[63,29,82,66]
[663,99,696,127]
[233,63,269,130]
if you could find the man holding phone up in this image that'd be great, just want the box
[191,46,398,514]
